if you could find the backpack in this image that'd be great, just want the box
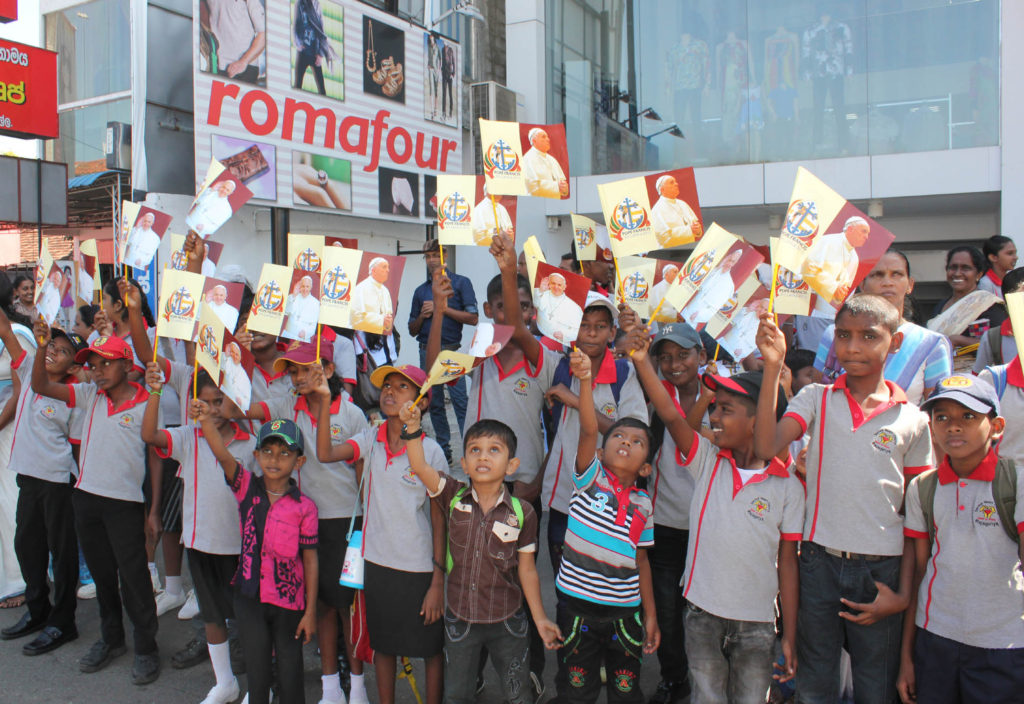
[985,327,1004,366]
[549,355,631,421]
[445,486,525,573]
[917,458,1019,546]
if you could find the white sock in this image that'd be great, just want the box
[322,672,344,701]
[349,673,366,699]
[148,562,158,576]
[208,641,233,687]
[164,575,183,597]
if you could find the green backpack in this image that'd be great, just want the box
[917,457,1019,546]
[445,487,525,573]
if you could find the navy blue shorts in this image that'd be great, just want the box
[914,627,1024,703]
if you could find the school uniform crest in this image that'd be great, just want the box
[871,428,896,454]
[118,414,134,427]
[513,378,529,395]
[747,497,770,521]
[330,424,342,439]
[40,405,56,418]
[600,402,616,418]
[974,501,999,527]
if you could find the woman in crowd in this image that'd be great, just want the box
[11,275,35,322]
[927,245,1006,352]
[978,234,1018,297]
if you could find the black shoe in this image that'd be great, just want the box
[649,679,689,704]
[132,652,161,685]
[1,612,46,640]
[229,637,246,675]
[22,625,78,655]
[79,639,127,673]
[338,650,351,695]
[171,635,207,669]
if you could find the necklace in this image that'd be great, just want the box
[266,488,285,496]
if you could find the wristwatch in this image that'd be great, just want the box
[317,169,328,188]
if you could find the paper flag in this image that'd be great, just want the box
[519,122,571,200]
[157,269,206,342]
[75,239,98,305]
[645,168,703,248]
[533,261,590,345]
[775,167,846,273]
[598,176,658,258]
[1005,292,1024,363]
[716,287,772,363]
[280,270,321,342]
[617,256,657,318]
[769,236,813,316]
[196,278,243,335]
[195,305,225,384]
[319,246,363,329]
[123,205,172,270]
[247,263,292,336]
[479,119,527,196]
[289,233,326,273]
[220,328,255,412]
[185,158,254,238]
[34,243,61,325]
[421,323,515,392]
[571,214,613,262]
[522,236,546,292]
[168,234,189,271]
[350,253,404,335]
[466,322,514,358]
[705,273,764,339]
[678,238,764,330]
[116,201,140,269]
[435,175,477,245]
[661,224,739,315]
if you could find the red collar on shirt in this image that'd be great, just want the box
[493,346,543,381]
[1007,357,1024,388]
[592,348,617,388]
[986,269,1003,287]
[593,284,610,297]
[718,449,790,498]
[601,465,642,526]
[255,364,287,384]
[832,373,907,430]
[376,423,409,462]
[100,382,149,415]
[1000,318,1013,336]
[197,421,251,442]
[936,448,997,485]
[294,394,341,427]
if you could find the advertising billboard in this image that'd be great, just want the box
[0,39,58,140]
[193,0,462,223]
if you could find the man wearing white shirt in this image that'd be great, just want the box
[523,128,568,198]
[471,191,514,245]
[203,285,239,332]
[185,179,236,235]
[125,212,161,269]
[680,249,744,326]
[351,258,394,334]
[651,175,701,247]
[281,276,319,341]
[651,264,681,322]
[802,216,869,315]
[535,272,583,342]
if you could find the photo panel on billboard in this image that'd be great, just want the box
[424,32,458,127]
[293,151,353,211]
[198,0,267,86]
[291,0,344,100]
[363,15,405,103]
[423,174,438,219]
[212,135,277,201]
[378,167,418,217]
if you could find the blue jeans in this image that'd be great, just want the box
[795,542,903,704]
[443,609,531,704]
[650,524,689,685]
[684,603,775,704]
[419,345,468,455]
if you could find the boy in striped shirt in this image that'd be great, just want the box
[554,348,658,704]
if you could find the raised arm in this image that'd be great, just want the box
[625,327,697,458]
[29,319,71,403]
[572,348,597,473]
[140,362,170,450]
[119,278,156,365]
[0,307,24,364]
[182,231,205,276]
[754,316,803,460]
[194,399,240,484]
[397,401,442,494]
[424,267,451,372]
[309,366,355,463]
[491,233,540,365]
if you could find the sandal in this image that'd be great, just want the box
[0,593,25,609]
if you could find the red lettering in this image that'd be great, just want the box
[386,127,412,164]
[364,109,391,173]
[206,80,239,126]
[339,115,369,155]
[239,89,278,136]
[282,98,336,148]
[414,133,439,169]
[439,139,458,171]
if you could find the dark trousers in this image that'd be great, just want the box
[14,474,79,631]
[811,76,846,148]
[796,542,902,704]
[218,64,259,83]
[445,609,531,704]
[73,490,157,654]
[913,627,1024,704]
[442,78,454,116]
[234,593,305,704]
[556,604,645,703]
[420,344,468,454]
[649,524,688,684]
[295,51,326,95]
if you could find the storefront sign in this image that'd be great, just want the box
[0,39,58,140]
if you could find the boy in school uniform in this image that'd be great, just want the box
[626,326,802,702]
[897,374,1024,703]
[540,293,649,571]
[0,314,86,656]
[142,365,254,704]
[978,355,1024,462]
[973,266,1024,371]
[754,294,935,703]
[395,408,563,704]
[29,324,161,685]
[554,348,659,704]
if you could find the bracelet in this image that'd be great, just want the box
[399,425,423,440]
[432,559,446,572]
[148,388,162,396]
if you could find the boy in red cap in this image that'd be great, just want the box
[315,364,448,704]
[29,323,161,685]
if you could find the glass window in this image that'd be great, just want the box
[44,0,131,105]
[45,99,131,174]
[547,0,1000,175]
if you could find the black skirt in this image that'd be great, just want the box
[363,561,443,657]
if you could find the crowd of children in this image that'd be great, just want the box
[0,230,1022,704]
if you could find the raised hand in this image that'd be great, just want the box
[144,361,165,391]
[398,400,421,431]
[569,346,591,381]
[756,314,787,367]
[33,315,51,346]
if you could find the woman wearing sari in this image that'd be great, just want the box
[814,249,953,405]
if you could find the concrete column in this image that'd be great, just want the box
[1001,0,1024,246]
[504,0,546,122]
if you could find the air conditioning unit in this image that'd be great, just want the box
[105,122,131,171]
[470,81,519,175]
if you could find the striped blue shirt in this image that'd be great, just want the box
[555,458,654,607]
